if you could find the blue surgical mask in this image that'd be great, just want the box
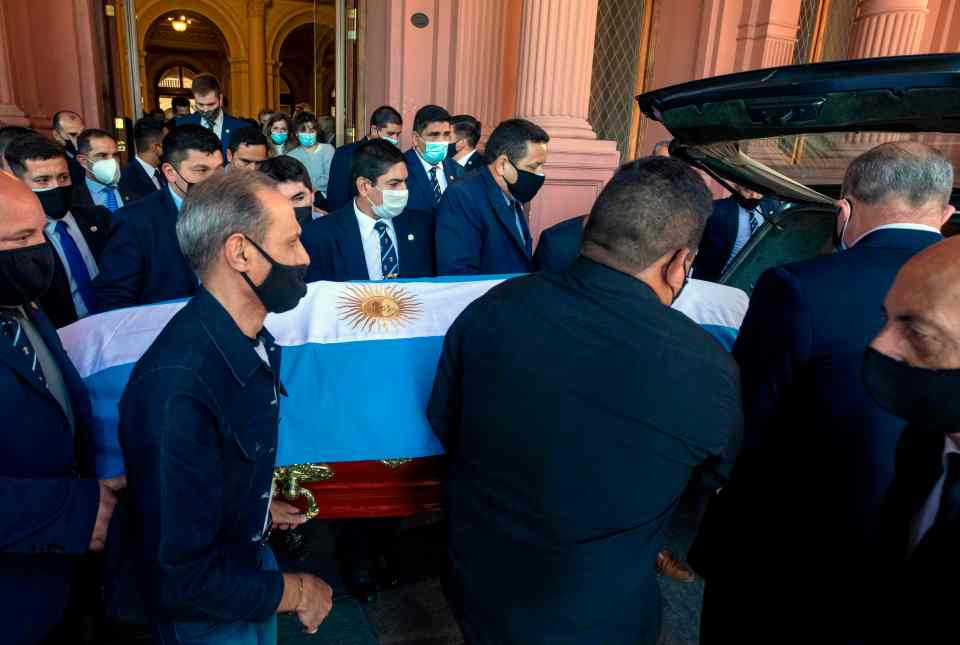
[271,132,288,145]
[297,132,317,147]
[383,136,400,148]
[422,141,448,165]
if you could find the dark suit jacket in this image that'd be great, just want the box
[534,215,585,272]
[71,175,137,211]
[436,166,533,275]
[428,257,742,644]
[693,196,779,282]
[461,149,487,173]
[118,157,162,203]
[326,138,365,212]
[870,428,959,643]
[93,187,197,312]
[0,304,100,644]
[694,228,943,643]
[301,203,436,283]
[403,148,464,216]
[175,112,247,160]
[40,206,112,328]
[66,152,86,189]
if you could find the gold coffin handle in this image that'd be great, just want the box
[274,463,335,520]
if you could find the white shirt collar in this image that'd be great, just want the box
[848,223,942,248]
[415,147,440,173]
[352,198,394,239]
[44,211,78,235]
[456,149,477,167]
[136,155,158,176]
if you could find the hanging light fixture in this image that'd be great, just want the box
[168,15,192,32]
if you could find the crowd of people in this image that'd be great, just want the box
[1,68,959,645]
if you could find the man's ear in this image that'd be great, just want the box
[940,203,956,228]
[836,198,852,236]
[663,248,693,292]
[222,233,251,273]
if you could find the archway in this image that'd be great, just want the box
[142,9,231,114]
[268,4,336,116]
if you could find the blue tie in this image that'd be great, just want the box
[0,310,45,386]
[54,220,97,315]
[428,166,442,204]
[375,221,399,279]
[102,186,119,212]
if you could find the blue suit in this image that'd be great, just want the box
[326,138,365,212]
[694,227,943,644]
[0,304,100,644]
[301,203,436,283]
[436,166,533,275]
[694,196,780,282]
[534,215,585,272]
[118,158,162,203]
[403,148,464,216]
[175,112,247,161]
[93,187,197,312]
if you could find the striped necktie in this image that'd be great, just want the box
[375,220,399,279]
[102,185,119,212]
[428,166,442,204]
[0,310,45,386]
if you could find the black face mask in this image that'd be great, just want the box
[294,206,314,226]
[199,107,221,125]
[0,242,55,307]
[34,186,71,220]
[172,168,194,195]
[240,237,308,314]
[447,142,459,160]
[863,347,960,433]
[506,162,545,204]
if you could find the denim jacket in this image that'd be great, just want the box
[114,287,286,624]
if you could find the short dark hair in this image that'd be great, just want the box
[484,119,549,165]
[133,118,165,153]
[413,105,451,134]
[582,157,713,273]
[369,105,402,129]
[451,114,481,148]
[293,111,318,133]
[264,112,292,135]
[171,96,191,110]
[228,124,268,153]
[51,111,80,132]
[191,73,221,97]
[4,135,66,178]
[258,155,313,191]
[0,126,35,163]
[351,139,405,188]
[162,124,221,167]
[77,128,115,156]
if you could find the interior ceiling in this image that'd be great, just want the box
[145,10,227,53]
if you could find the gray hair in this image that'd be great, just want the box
[176,170,278,278]
[843,142,954,208]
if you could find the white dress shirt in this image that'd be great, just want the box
[45,212,100,319]
[456,149,478,168]
[847,223,942,248]
[136,155,162,190]
[415,148,448,193]
[908,436,960,554]
[353,199,399,280]
[723,205,763,272]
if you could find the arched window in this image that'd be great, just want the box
[158,66,195,90]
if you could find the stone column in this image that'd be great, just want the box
[734,0,802,71]
[247,0,267,115]
[514,0,619,243]
[850,0,928,58]
[0,0,28,125]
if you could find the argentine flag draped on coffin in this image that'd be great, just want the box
[58,276,748,479]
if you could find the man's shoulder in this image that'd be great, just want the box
[72,204,111,227]
[303,206,349,241]
[115,188,170,222]
[542,215,586,239]
[126,302,211,384]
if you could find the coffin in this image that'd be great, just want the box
[274,456,446,519]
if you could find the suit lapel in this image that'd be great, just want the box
[482,169,529,258]
[722,197,740,249]
[405,150,433,208]
[393,216,418,277]
[334,207,370,280]
[0,307,56,400]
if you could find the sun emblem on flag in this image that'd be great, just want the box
[337,284,422,331]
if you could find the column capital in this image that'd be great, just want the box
[246,0,267,19]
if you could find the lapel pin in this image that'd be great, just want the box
[90,226,98,232]
[408,234,415,241]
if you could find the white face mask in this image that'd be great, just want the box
[368,187,408,220]
[91,158,120,186]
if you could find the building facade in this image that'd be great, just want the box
[1,0,955,239]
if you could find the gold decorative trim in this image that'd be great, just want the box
[274,463,335,519]
[380,458,413,469]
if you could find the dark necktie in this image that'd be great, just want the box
[428,166,442,204]
[374,221,399,279]
[514,201,532,256]
[749,209,761,236]
[54,220,97,314]
[0,310,46,386]
[154,168,166,188]
[932,453,960,534]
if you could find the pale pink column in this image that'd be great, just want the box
[734,0,802,71]
[452,0,509,140]
[513,0,620,243]
[851,0,928,58]
[0,0,27,126]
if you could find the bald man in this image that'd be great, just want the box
[865,236,960,643]
[0,172,118,643]
[696,142,955,644]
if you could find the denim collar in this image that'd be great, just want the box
[191,287,275,387]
